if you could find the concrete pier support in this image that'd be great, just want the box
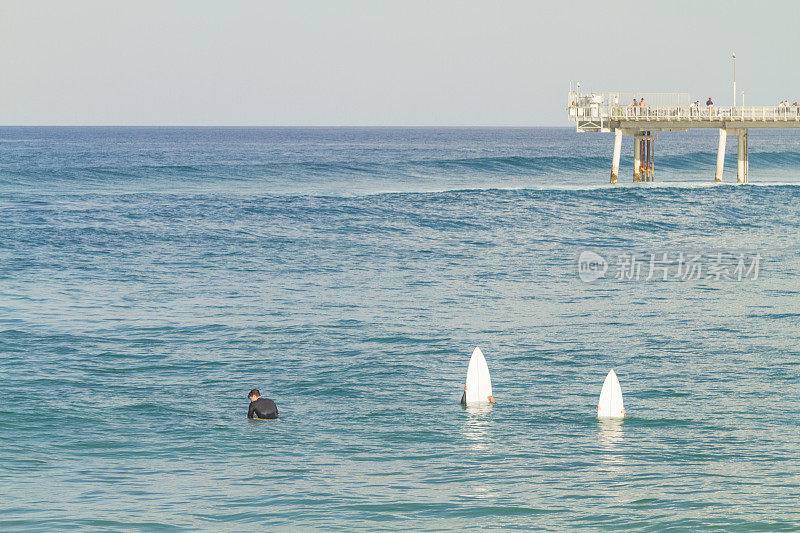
[610,129,622,184]
[633,133,642,182]
[715,128,727,182]
[737,129,749,183]
[644,132,653,181]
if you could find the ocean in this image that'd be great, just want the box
[1,127,799,531]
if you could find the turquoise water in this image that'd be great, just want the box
[1,127,800,531]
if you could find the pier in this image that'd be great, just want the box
[567,90,800,183]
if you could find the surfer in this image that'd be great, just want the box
[247,389,279,419]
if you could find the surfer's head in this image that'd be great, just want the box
[248,389,261,401]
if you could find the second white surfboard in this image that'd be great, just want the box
[597,369,625,418]
[463,346,493,405]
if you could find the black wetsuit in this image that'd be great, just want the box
[248,397,278,419]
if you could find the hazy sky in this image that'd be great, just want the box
[1,0,797,126]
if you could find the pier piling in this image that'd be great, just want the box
[715,128,727,182]
[644,132,654,181]
[737,129,749,183]
[610,129,622,183]
[633,133,642,182]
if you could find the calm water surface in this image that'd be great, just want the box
[1,128,799,531]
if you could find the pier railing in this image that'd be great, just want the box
[610,105,800,121]
[568,103,800,122]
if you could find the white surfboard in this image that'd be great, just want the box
[463,346,493,405]
[597,369,625,418]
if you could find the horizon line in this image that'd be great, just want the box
[0,124,567,129]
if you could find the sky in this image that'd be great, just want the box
[1,0,798,126]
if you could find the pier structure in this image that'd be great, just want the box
[568,90,800,183]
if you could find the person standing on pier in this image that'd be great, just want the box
[706,97,713,116]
